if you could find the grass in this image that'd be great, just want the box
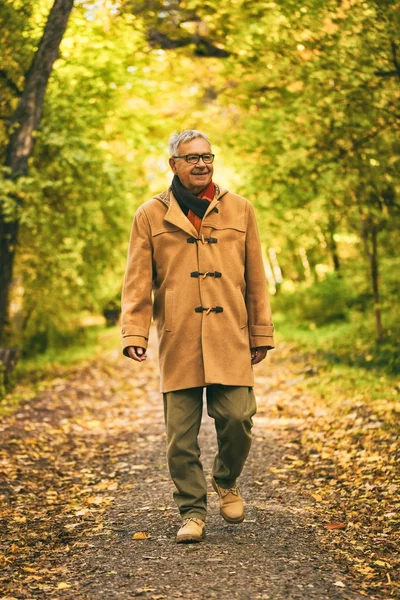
[273,309,400,375]
[18,324,119,373]
[274,309,399,445]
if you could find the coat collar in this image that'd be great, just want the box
[155,183,228,237]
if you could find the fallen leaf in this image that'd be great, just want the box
[311,492,323,502]
[75,508,89,516]
[12,516,26,523]
[133,531,151,540]
[207,558,224,562]
[57,582,71,589]
[374,560,391,568]
[87,495,105,505]
[325,523,346,530]
[334,581,345,588]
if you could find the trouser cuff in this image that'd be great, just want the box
[213,476,237,489]
[181,511,206,521]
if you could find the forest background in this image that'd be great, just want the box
[0,0,399,373]
[1,0,399,381]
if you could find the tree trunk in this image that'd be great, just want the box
[359,213,384,343]
[327,216,341,273]
[370,225,384,343]
[0,0,74,343]
[0,218,19,343]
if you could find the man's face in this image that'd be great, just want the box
[169,137,214,195]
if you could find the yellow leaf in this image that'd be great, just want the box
[133,531,151,540]
[57,582,71,589]
[87,495,104,505]
[75,508,89,516]
[86,420,102,429]
[311,492,323,502]
[374,560,391,568]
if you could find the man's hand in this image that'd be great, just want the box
[127,346,147,362]
[251,347,268,365]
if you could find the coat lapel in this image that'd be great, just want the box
[202,185,228,222]
[203,197,220,221]
[164,190,199,238]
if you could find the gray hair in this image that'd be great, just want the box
[168,130,211,157]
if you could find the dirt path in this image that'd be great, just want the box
[0,332,366,599]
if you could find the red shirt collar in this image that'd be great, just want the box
[198,181,215,202]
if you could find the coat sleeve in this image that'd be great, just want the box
[121,207,153,355]
[244,202,275,350]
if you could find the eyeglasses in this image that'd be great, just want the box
[173,153,215,164]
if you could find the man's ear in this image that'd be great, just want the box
[169,157,177,173]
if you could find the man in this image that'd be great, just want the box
[121,130,274,543]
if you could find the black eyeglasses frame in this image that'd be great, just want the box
[172,153,215,164]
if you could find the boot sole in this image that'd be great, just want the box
[219,510,245,524]
[211,478,245,524]
[176,533,205,544]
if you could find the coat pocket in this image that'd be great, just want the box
[236,286,248,329]
[164,289,174,332]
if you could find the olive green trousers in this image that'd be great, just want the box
[163,385,257,520]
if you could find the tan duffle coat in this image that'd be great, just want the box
[121,184,275,393]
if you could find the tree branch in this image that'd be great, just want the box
[375,69,398,77]
[376,41,400,79]
[390,40,400,81]
[0,70,22,97]
[147,29,229,57]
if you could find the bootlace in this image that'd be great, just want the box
[221,486,240,497]
[182,517,203,526]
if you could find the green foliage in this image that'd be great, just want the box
[274,274,353,326]
[1,0,398,351]
[21,320,91,358]
[3,6,156,349]
[275,310,400,375]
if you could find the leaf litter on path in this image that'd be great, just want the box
[0,333,397,598]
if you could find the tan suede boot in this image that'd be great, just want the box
[176,518,205,543]
[212,478,245,524]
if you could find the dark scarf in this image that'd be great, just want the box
[171,174,211,218]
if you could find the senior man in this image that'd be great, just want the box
[121,130,274,543]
